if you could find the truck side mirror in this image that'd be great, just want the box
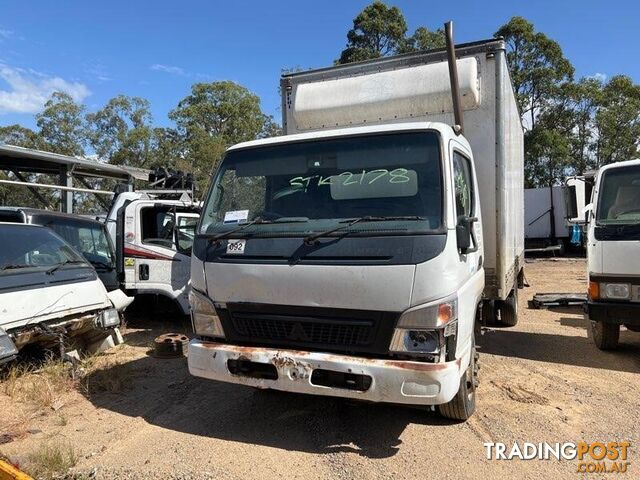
[456,216,478,254]
[564,185,578,220]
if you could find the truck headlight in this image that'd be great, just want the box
[601,283,631,300]
[189,289,225,338]
[0,328,18,365]
[97,308,120,328]
[389,297,457,355]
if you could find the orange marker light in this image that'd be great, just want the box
[438,303,454,324]
[588,281,599,300]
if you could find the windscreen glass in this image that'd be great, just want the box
[200,132,442,237]
[0,225,89,275]
[596,165,640,224]
[44,219,115,269]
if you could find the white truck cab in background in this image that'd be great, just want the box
[106,190,200,315]
[188,30,524,420]
[585,159,640,349]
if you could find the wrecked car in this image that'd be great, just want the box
[0,223,125,364]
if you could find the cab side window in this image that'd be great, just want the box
[453,151,474,219]
[141,207,175,250]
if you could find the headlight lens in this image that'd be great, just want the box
[390,297,458,356]
[602,283,631,300]
[396,297,457,329]
[189,289,225,338]
[97,308,120,328]
[0,328,18,364]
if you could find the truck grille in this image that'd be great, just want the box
[232,314,372,347]
[221,304,398,354]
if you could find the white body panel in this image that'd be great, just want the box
[0,276,111,332]
[525,186,569,239]
[105,193,200,315]
[587,159,640,277]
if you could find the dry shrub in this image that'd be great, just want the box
[24,440,77,479]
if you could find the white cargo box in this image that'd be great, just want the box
[281,40,524,300]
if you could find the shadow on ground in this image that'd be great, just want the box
[82,351,453,459]
[479,326,640,374]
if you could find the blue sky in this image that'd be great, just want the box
[0,0,637,130]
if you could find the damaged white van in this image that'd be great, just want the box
[0,223,123,364]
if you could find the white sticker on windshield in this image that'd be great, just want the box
[226,239,246,255]
[224,209,249,224]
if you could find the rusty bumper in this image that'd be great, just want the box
[188,340,465,405]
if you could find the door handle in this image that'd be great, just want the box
[139,264,149,280]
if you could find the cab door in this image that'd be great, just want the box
[450,142,484,352]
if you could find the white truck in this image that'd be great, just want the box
[187,27,524,420]
[524,176,587,252]
[585,159,640,349]
[105,190,200,315]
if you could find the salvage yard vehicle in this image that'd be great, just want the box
[585,159,640,349]
[105,190,200,315]
[0,207,122,292]
[0,223,123,364]
[188,27,524,420]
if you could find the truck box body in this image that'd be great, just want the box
[280,39,524,300]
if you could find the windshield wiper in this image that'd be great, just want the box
[208,216,311,244]
[209,217,270,244]
[304,215,424,245]
[46,260,87,275]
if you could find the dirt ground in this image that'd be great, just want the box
[1,258,639,479]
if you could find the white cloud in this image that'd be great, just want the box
[0,29,13,41]
[0,63,91,114]
[150,63,186,76]
[590,72,607,83]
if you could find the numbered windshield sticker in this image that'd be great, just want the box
[226,239,246,255]
[223,210,249,224]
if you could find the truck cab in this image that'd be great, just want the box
[187,36,523,420]
[585,159,640,349]
[106,191,200,315]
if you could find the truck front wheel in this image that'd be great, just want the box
[591,320,620,350]
[438,342,478,421]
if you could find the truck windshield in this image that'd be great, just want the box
[44,219,115,270]
[596,165,640,225]
[0,225,89,275]
[200,131,442,237]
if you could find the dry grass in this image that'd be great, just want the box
[24,440,78,479]
[1,360,77,411]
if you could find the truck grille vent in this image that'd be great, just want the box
[230,313,373,347]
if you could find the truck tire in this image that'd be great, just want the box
[591,320,620,350]
[438,342,478,421]
[497,289,518,327]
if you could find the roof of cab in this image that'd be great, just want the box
[0,207,103,226]
[226,122,461,152]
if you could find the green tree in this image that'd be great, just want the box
[594,75,640,167]
[169,81,271,191]
[0,124,47,149]
[86,95,154,167]
[337,1,408,64]
[0,125,57,208]
[35,92,85,156]
[524,126,572,188]
[495,16,574,128]
[398,27,445,54]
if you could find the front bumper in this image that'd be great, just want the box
[586,301,640,325]
[188,339,465,405]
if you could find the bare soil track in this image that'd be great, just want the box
[1,258,639,479]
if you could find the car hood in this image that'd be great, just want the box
[0,269,111,331]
